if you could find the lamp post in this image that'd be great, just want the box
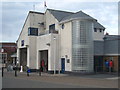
[53,37,56,74]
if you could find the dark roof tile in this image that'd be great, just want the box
[47,9,105,29]
[47,9,74,21]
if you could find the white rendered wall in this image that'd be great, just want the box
[93,28,104,41]
[60,22,72,71]
[17,12,44,69]
[36,34,51,69]
[28,36,37,68]
[36,34,59,71]
[45,10,60,31]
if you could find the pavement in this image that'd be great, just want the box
[2,70,119,88]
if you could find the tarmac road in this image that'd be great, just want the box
[2,71,118,88]
[2,77,91,88]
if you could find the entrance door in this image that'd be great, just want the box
[39,50,48,72]
[61,58,65,73]
[20,48,27,71]
[94,56,103,72]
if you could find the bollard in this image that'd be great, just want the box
[27,72,29,76]
[20,66,23,72]
[27,68,30,76]
[2,67,4,77]
[15,67,17,77]
[39,67,41,76]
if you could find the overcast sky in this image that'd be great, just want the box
[1,0,119,42]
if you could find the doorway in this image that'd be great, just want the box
[61,58,65,73]
[94,56,103,72]
[39,50,48,72]
[20,48,27,71]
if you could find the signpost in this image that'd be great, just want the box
[15,66,17,77]
[2,67,4,77]
[39,67,41,76]
[27,67,30,76]
[2,64,5,77]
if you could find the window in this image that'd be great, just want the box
[0,53,7,64]
[28,27,38,36]
[99,29,102,32]
[67,59,70,63]
[49,24,55,33]
[94,28,97,32]
[21,40,24,46]
[62,24,65,29]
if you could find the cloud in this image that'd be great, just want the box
[1,1,118,42]
[1,0,120,2]
[1,2,34,42]
[82,2,118,35]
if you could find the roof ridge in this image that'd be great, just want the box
[29,11,44,14]
[77,10,95,18]
[47,8,74,14]
[60,10,96,22]
[60,12,74,21]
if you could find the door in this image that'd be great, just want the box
[61,58,65,73]
[94,56,103,72]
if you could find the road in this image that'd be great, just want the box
[2,71,118,88]
[2,77,90,88]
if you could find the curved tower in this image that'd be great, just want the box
[72,20,94,72]
[68,11,96,72]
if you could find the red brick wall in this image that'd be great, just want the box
[0,43,17,64]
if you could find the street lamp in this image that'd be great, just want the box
[53,37,56,74]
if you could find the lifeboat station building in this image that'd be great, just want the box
[17,9,119,73]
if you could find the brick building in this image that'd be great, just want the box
[0,42,17,67]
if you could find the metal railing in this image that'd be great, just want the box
[39,30,58,36]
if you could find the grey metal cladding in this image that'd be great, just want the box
[48,9,74,21]
[104,35,120,55]
[94,41,104,55]
[104,40,118,54]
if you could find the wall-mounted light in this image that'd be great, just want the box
[65,55,68,58]
[46,43,50,46]
[26,45,29,47]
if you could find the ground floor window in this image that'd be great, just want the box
[0,53,7,64]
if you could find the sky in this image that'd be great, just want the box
[1,0,119,42]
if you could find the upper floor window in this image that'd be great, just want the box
[21,40,24,46]
[94,28,97,32]
[28,27,38,36]
[62,24,65,29]
[49,24,55,33]
[99,29,102,32]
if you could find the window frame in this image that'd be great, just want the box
[99,29,102,33]
[28,27,38,36]
[94,28,97,32]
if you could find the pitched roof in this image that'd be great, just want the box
[29,11,44,15]
[48,9,105,29]
[47,9,74,21]
[103,35,120,40]
[61,11,96,22]
[94,21,105,29]
[47,9,105,29]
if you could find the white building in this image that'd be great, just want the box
[17,9,105,73]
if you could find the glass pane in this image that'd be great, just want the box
[72,20,94,72]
